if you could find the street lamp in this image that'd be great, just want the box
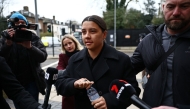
[70,20,72,34]
[114,0,116,48]
[34,0,40,36]
[52,18,55,57]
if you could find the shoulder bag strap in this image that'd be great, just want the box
[151,38,184,71]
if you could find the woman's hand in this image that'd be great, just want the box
[92,96,107,109]
[74,78,94,89]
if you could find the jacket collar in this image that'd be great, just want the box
[74,43,119,82]
[146,24,190,41]
[146,24,165,44]
[73,43,119,62]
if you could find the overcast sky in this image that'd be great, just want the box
[4,0,160,23]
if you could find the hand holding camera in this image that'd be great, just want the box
[3,28,14,46]
[1,28,32,48]
[1,14,38,48]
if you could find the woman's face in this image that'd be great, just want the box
[62,38,76,52]
[81,21,106,51]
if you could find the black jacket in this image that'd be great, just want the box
[131,24,190,108]
[0,32,47,95]
[0,56,40,109]
[55,43,140,109]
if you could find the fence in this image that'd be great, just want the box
[106,28,150,46]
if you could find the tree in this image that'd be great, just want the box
[152,13,164,25]
[0,16,8,35]
[152,16,164,25]
[103,0,138,29]
[125,8,145,29]
[0,0,11,33]
[0,0,10,17]
[143,0,157,15]
[143,0,157,25]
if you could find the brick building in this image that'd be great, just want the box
[6,6,66,35]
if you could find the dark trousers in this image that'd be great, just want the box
[13,81,39,109]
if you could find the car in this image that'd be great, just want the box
[41,36,61,47]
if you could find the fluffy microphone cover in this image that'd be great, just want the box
[109,79,136,103]
[46,67,58,84]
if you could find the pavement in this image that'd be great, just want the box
[5,52,144,109]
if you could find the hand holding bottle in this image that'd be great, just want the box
[87,86,107,109]
[87,86,100,102]
[91,96,107,109]
[74,78,94,89]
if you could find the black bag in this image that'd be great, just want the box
[36,69,46,95]
[29,58,46,95]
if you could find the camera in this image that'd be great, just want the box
[7,18,38,30]
[1,17,38,42]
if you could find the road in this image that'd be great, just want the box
[41,46,61,69]
[45,46,61,56]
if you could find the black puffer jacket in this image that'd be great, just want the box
[131,24,190,108]
[0,32,48,95]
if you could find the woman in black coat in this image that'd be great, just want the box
[55,15,140,109]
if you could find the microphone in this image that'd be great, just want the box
[43,67,58,109]
[45,67,58,85]
[109,79,151,109]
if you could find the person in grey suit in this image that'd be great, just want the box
[55,15,140,109]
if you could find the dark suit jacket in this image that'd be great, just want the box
[0,56,40,109]
[55,43,140,109]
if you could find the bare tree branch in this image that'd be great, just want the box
[125,0,138,10]
[0,0,10,17]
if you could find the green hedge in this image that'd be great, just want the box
[40,32,52,38]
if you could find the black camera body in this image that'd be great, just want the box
[8,18,38,30]
[1,17,38,42]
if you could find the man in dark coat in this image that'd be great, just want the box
[0,56,43,109]
[131,0,190,108]
[55,15,140,109]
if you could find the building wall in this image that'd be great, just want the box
[26,17,43,31]
[7,6,70,37]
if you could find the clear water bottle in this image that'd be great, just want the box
[87,86,100,102]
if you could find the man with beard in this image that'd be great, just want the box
[130,0,190,109]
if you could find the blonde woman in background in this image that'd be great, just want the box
[56,34,83,109]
